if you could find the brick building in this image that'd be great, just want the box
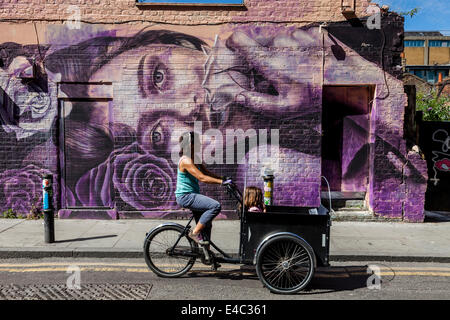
[0,0,428,221]
[404,31,450,84]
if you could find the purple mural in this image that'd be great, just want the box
[0,24,428,221]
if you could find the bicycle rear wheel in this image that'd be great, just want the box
[144,224,198,278]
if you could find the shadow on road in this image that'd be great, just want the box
[186,264,393,294]
[307,265,374,293]
[54,235,118,243]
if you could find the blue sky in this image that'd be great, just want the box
[375,0,450,34]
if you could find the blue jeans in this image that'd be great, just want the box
[176,193,221,241]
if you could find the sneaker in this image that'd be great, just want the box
[188,230,209,245]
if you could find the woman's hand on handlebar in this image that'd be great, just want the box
[221,176,234,186]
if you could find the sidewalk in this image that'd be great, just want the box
[0,218,449,262]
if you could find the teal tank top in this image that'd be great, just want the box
[175,157,200,196]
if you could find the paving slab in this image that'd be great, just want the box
[0,220,25,233]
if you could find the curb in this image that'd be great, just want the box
[0,249,448,263]
[0,249,143,259]
[329,255,450,263]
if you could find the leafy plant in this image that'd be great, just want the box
[2,209,18,219]
[1,196,45,219]
[27,195,44,220]
[398,8,420,18]
[416,90,450,121]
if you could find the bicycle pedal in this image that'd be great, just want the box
[211,263,221,271]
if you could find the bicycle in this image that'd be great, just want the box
[143,183,331,294]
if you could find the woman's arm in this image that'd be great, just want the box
[181,158,223,185]
[198,164,222,180]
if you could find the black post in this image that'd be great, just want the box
[42,174,55,243]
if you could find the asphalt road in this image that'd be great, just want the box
[0,257,449,301]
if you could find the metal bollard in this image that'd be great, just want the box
[42,174,55,243]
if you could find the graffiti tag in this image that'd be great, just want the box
[430,129,450,185]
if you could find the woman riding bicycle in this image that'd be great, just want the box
[175,131,233,245]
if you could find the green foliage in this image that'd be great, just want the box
[27,195,44,220]
[416,90,450,121]
[2,209,18,219]
[1,196,43,219]
[398,7,420,18]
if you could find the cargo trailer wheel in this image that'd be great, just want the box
[255,234,316,294]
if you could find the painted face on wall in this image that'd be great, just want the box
[87,44,207,130]
[0,25,430,220]
[137,113,194,161]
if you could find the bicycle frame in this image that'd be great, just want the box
[167,213,242,264]
[165,183,245,265]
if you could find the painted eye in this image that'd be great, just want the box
[151,124,164,145]
[153,68,165,87]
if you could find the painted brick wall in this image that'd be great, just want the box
[0,1,429,221]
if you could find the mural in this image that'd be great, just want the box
[419,123,450,212]
[0,24,428,221]
[431,129,450,182]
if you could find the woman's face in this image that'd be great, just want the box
[87,44,206,130]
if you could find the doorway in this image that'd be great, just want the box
[59,98,114,208]
[321,86,373,193]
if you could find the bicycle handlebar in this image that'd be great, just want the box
[224,183,243,205]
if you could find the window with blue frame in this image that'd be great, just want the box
[404,40,425,47]
[414,70,425,79]
[426,70,436,83]
[136,0,244,4]
[429,40,450,47]
[408,69,449,83]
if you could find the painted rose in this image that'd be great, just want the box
[76,143,176,210]
[0,164,52,215]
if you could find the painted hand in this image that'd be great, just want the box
[202,28,323,122]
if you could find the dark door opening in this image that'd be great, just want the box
[59,99,114,208]
[321,86,373,193]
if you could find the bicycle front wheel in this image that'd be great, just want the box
[144,224,197,278]
[256,234,316,294]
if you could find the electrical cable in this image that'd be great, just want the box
[377,27,390,100]
[0,17,321,26]
[33,22,45,68]
[368,26,391,107]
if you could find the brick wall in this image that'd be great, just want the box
[0,0,373,25]
[0,1,429,221]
